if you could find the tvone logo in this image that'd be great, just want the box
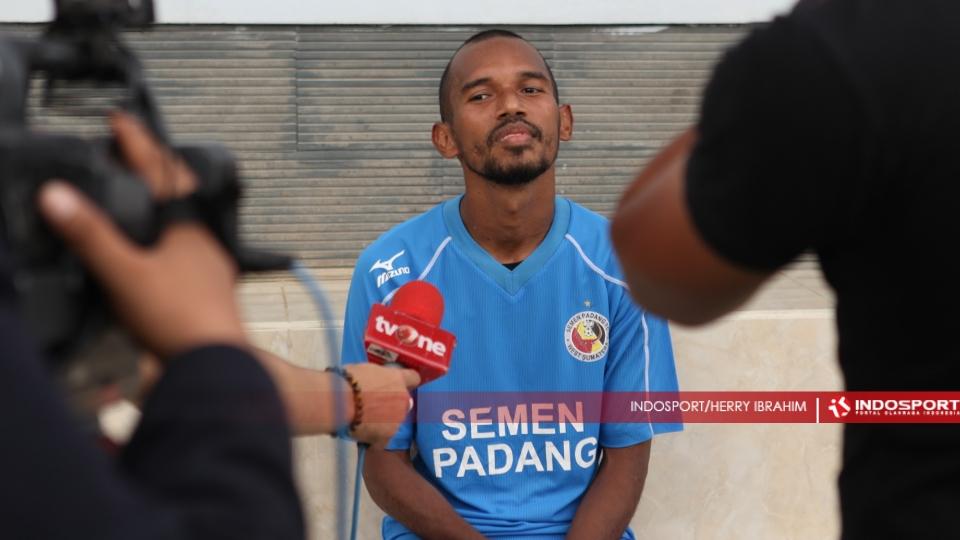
[374,315,447,357]
[397,325,418,345]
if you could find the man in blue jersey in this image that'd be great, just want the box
[342,30,681,540]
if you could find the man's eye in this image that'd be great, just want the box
[469,93,490,102]
[522,87,544,94]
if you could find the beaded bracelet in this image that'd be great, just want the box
[325,367,363,437]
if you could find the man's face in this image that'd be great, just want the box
[434,37,573,186]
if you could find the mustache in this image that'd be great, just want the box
[486,117,542,147]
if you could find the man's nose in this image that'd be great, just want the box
[498,91,526,118]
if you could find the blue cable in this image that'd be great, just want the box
[290,261,364,540]
[352,444,368,539]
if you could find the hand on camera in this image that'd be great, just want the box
[37,112,247,359]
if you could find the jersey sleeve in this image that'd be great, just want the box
[685,15,865,271]
[599,287,682,448]
[341,255,415,450]
[341,259,378,365]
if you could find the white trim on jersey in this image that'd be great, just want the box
[418,236,453,281]
[564,234,629,289]
[641,312,654,434]
[567,232,657,433]
[382,236,453,304]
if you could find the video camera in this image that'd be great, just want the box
[0,0,288,401]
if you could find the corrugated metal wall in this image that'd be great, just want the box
[5,24,747,268]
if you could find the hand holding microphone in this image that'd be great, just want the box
[342,363,420,448]
[345,280,455,447]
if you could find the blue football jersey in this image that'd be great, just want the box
[342,196,682,540]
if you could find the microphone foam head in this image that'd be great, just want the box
[389,280,444,325]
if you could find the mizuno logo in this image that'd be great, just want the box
[370,250,406,273]
[377,267,411,288]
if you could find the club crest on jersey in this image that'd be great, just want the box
[564,311,609,362]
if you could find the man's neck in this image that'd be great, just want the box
[460,173,556,265]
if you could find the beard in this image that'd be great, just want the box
[469,150,553,186]
[462,118,555,186]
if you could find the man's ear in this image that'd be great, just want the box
[432,122,459,158]
[559,104,574,142]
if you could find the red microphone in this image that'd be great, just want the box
[364,280,456,383]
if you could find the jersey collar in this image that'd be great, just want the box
[443,194,571,295]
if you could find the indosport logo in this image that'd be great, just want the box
[828,396,851,419]
[564,311,609,362]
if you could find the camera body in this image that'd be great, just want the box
[0,0,284,394]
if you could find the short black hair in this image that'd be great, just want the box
[438,29,560,122]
